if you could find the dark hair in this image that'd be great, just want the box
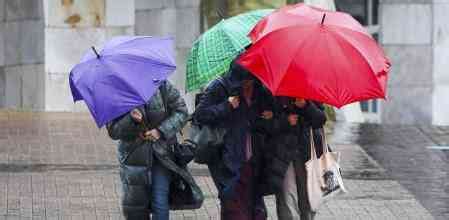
[228,59,252,82]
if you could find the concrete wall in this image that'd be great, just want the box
[0,0,443,125]
[135,0,200,112]
[0,0,200,112]
[0,0,45,110]
[380,0,434,124]
[43,0,134,111]
[380,0,449,125]
[432,0,449,125]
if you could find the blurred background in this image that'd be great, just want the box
[0,0,447,125]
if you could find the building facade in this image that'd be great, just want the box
[0,0,201,113]
[0,0,447,125]
[334,0,449,126]
[380,0,449,125]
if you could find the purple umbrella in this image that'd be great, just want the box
[69,36,176,127]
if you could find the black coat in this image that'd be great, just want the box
[193,61,273,200]
[106,82,204,214]
[261,100,327,194]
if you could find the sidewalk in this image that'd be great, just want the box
[0,111,435,219]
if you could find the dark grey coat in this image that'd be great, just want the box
[106,81,204,216]
[261,101,327,196]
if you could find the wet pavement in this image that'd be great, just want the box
[330,123,449,220]
[0,111,444,219]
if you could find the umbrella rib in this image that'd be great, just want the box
[329,28,385,98]
[74,52,176,70]
[76,36,164,66]
[325,24,371,39]
[97,54,177,69]
[102,36,171,53]
[260,47,276,92]
[186,9,274,92]
[263,11,370,39]
[330,26,389,74]
[97,57,154,104]
[277,12,318,25]
[273,26,319,96]
[286,6,370,37]
[323,32,344,107]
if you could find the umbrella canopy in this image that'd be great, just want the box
[238,4,390,108]
[186,9,274,92]
[69,36,176,127]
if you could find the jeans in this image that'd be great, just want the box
[150,158,172,220]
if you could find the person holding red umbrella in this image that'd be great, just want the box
[261,97,327,220]
[238,4,390,108]
[237,3,391,219]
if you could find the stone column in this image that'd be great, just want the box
[135,0,200,113]
[432,1,449,126]
[0,0,45,110]
[44,0,135,111]
[380,0,433,124]
[0,0,5,107]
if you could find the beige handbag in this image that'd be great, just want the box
[305,129,346,211]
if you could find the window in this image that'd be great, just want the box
[336,0,381,122]
[372,0,379,25]
[361,100,378,113]
[336,0,369,25]
[335,0,379,33]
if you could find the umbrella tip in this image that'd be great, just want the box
[91,46,100,59]
[216,9,225,19]
[321,13,326,25]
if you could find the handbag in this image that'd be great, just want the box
[187,77,229,164]
[189,122,226,164]
[173,140,196,167]
[305,128,346,211]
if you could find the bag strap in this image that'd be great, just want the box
[159,81,169,114]
[320,128,329,154]
[216,77,230,97]
[309,128,331,160]
[309,128,318,160]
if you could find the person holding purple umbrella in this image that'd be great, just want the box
[69,36,203,220]
[106,80,204,220]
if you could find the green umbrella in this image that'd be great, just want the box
[186,9,274,92]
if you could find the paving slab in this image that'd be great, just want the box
[0,111,439,219]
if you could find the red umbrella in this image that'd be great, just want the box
[238,4,390,108]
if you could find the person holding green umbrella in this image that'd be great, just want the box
[186,9,273,92]
[189,9,275,220]
[194,56,276,220]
